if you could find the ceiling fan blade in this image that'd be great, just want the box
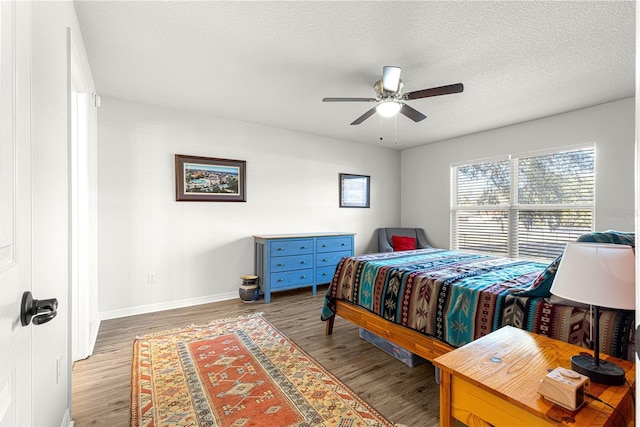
[399,104,427,122]
[323,97,377,102]
[350,107,377,125]
[403,83,464,100]
[382,66,402,93]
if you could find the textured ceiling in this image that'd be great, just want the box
[74,1,635,150]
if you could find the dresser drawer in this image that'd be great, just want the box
[271,269,314,289]
[269,239,313,257]
[316,251,351,269]
[270,254,313,272]
[316,266,338,284]
[316,236,352,253]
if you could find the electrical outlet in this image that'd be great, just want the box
[147,273,157,284]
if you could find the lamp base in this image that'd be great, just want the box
[571,355,625,386]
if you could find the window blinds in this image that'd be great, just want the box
[451,145,594,260]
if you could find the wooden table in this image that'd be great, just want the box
[433,326,635,427]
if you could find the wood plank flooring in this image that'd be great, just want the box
[71,286,441,426]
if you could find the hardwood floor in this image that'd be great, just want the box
[71,287,441,426]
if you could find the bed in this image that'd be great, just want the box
[321,247,635,362]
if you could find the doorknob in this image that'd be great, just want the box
[21,291,58,326]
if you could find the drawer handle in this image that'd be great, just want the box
[277,278,284,282]
[300,261,307,265]
[277,263,285,267]
[300,275,307,279]
[301,246,307,249]
[322,258,328,262]
[341,243,346,246]
[322,244,327,248]
[322,272,328,276]
[277,247,284,251]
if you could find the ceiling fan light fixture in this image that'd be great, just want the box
[376,101,402,118]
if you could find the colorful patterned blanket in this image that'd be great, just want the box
[321,248,635,361]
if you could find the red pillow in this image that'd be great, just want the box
[392,235,416,251]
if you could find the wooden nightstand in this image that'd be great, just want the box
[433,326,635,427]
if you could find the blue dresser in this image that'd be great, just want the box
[253,232,355,303]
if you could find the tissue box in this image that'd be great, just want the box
[359,328,425,367]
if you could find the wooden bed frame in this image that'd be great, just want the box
[325,300,454,363]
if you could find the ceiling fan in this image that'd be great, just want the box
[323,66,463,125]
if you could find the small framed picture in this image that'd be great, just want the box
[340,173,370,208]
[175,154,246,202]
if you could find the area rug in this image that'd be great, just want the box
[131,312,393,427]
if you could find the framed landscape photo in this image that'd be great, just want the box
[175,154,246,202]
[340,173,370,208]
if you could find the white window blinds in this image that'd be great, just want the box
[451,145,594,260]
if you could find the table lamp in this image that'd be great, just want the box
[550,242,635,385]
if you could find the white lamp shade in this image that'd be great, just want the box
[376,101,402,117]
[550,242,635,310]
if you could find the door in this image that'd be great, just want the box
[0,1,32,425]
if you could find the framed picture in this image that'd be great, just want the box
[340,173,370,208]
[175,154,246,202]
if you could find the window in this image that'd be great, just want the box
[451,145,595,260]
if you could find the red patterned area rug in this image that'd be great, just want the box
[131,313,393,427]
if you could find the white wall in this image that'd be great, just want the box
[97,97,401,317]
[401,98,635,249]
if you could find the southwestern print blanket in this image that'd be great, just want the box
[321,249,635,361]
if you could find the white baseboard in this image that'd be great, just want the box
[98,292,238,321]
[60,408,73,427]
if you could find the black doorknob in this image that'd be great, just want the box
[21,291,58,326]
